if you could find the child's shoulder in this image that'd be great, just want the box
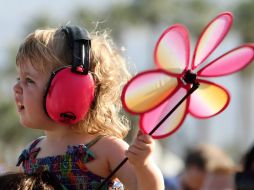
[97,136,129,150]
[93,136,129,158]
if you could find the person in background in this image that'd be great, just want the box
[201,144,235,190]
[235,144,254,190]
[164,143,235,190]
[0,170,64,190]
[164,144,207,190]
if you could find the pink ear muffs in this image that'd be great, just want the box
[45,67,95,125]
[44,26,95,125]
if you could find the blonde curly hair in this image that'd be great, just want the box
[16,26,131,139]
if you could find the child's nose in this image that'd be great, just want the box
[13,82,23,95]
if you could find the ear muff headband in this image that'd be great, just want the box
[44,26,95,125]
[62,26,91,74]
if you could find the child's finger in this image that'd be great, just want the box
[137,130,144,137]
[133,140,151,150]
[129,145,140,154]
[126,145,151,159]
[137,130,153,143]
[138,133,153,144]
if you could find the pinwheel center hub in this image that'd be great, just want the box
[183,70,197,84]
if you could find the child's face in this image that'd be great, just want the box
[13,59,54,129]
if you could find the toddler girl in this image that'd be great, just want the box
[14,25,164,190]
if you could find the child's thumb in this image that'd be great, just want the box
[137,130,144,137]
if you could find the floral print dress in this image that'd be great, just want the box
[16,136,124,190]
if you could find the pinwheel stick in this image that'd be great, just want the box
[96,82,200,190]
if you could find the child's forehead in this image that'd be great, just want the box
[17,59,43,76]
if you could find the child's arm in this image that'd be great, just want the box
[125,131,164,190]
[105,132,164,190]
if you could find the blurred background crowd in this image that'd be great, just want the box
[0,0,254,189]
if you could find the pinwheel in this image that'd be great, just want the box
[97,12,254,189]
[122,12,254,139]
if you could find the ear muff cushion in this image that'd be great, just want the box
[45,67,95,125]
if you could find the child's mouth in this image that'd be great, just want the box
[17,103,25,112]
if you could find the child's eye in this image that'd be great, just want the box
[25,77,34,83]
[16,77,20,81]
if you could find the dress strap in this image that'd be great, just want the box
[85,135,104,149]
[16,136,44,167]
[28,136,44,152]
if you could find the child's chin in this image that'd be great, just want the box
[19,119,38,130]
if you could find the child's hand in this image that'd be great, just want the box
[125,130,154,168]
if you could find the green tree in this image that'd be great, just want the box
[235,1,254,77]
[233,1,254,150]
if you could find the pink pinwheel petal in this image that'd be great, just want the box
[121,12,250,141]
[198,45,254,77]
[192,12,233,69]
[140,87,188,139]
[121,70,178,114]
[154,24,190,76]
[189,80,230,118]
